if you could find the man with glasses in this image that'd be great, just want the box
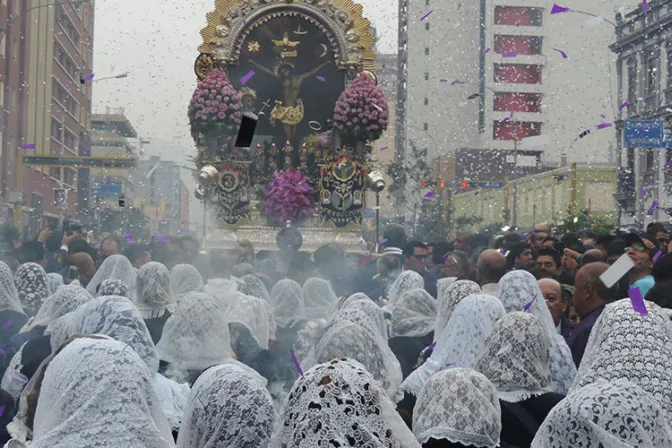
[403,241,428,273]
[538,278,572,341]
[624,233,658,297]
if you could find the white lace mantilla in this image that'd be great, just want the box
[434,280,481,341]
[390,288,437,338]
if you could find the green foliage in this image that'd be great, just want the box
[385,142,431,199]
[551,212,618,236]
[415,198,449,242]
[455,215,484,233]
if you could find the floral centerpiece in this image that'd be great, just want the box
[264,169,315,225]
[188,68,242,133]
[332,74,389,143]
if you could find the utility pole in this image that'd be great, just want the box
[512,117,519,229]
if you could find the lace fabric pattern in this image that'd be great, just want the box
[0,261,24,314]
[136,262,176,319]
[434,280,481,342]
[269,358,421,448]
[45,273,64,296]
[15,263,49,318]
[343,297,388,340]
[177,363,276,448]
[387,271,424,304]
[390,288,437,338]
[270,279,306,329]
[303,277,338,320]
[86,255,137,298]
[532,379,672,448]
[98,279,130,298]
[226,294,273,349]
[414,368,501,448]
[170,264,205,302]
[29,284,92,329]
[238,275,271,302]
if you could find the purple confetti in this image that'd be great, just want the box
[641,188,648,197]
[316,75,325,82]
[457,3,461,9]
[155,236,170,244]
[550,3,570,14]
[627,183,634,191]
[11,374,26,385]
[20,144,36,150]
[428,342,437,351]
[503,111,514,122]
[440,79,449,83]
[552,48,568,59]
[451,80,463,85]
[420,10,433,21]
[240,70,256,86]
[601,114,607,119]
[290,348,304,377]
[483,47,490,53]
[523,294,538,312]
[124,233,135,244]
[379,146,388,151]
[628,287,648,316]
[445,363,455,367]
[665,159,672,169]
[647,200,659,215]
[499,248,505,254]
[596,122,613,130]
[0,405,5,418]
[82,73,95,82]
[619,101,629,111]
[2,320,13,329]
[653,250,663,261]
[424,191,435,198]
[502,51,517,58]
[382,63,386,69]
[642,0,650,11]
[379,238,388,245]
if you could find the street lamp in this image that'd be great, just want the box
[365,171,386,250]
[0,0,90,41]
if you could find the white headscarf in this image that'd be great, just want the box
[170,264,204,302]
[436,277,457,300]
[333,291,370,311]
[28,337,174,448]
[45,273,64,295]
[0,261,23,314]
[238,274,270,302]
[177,363,274,448]
[87,255,137,298]
[136,262,176,319]
[390,288,437,338]
[343,297,388,340]
[269,358,421,448]
[302,277,338,319]
[29,284,91,329]
[270,279,305,328]
[497,270,576,394]
[203,278,238,305]
[532,379,672,448]
[414,368,501,448]
[15,263,49,317]
[226,294,274,349]
[434,280,481,341]
[98,279,130,298]
[399,294,505,398]
[572,298,672,418]
[476,312,552,402]
[156,293,232,383]
[387,270,424,303]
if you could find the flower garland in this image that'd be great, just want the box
[264,170,315,225]
[188,69,242,133]
[333,74,389,142]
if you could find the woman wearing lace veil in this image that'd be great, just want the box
[0,261,26,346]
[497,270,576,394]
[45,273,63,296]
[434,280,481,342]
[170,264,204,303]
[475,312,564,447]
[86,254,137,298]
[98,278,130,298]
[137,262,176,344]
[302,277,338,320]
[269,358,421,448]
[387,270,424,304]
[414,368,502,448]
[342,296,388,339]
[531,379,672,448]
[238,274,271,302]
[269,279,306,344]
[226,294,274,359]
[176,363,275,448]
[15,263,49,318]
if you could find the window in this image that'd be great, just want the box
[53,42,79,80]
[644,53,659,110]
[423,122,429,130]
[425,22,430,31]
[51,119,62,140]
[494,64,542,84]
[53,81,79,116]
[494,35,543,55]
[424,97,429,105]
[425,47,429,55]
[56,5,81,49]
[0,34,4,57]
[493,92,542,112]
[493,121,542,140]
[494,6,543,26]
[424,72,429,80]
[49,168,61,180]
[63,168,76,187]
[627,60,637,114]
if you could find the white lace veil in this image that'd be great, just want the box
[226,294,273,349]
[334,292,370,311]
[0,261,23,314]
[156,293,232,382]
[177,363,275,448]
[87,255,137,298]
[170,264,205,302]
[15,263,49,317]
[343,297,388,340]
[29,337,174,448]
[45,273,64,295]
[414,368,501,448]
[475,312,552,402]
[302,277,338,319]
[390,288,437,338]
[98,279,130,298]
[434,280,481,341]
[29,284,92,329]
[387,270,424,304]
[497,270,576,394]
[269,358,421,448]
[436,277,457,301]
[399,294,505,398]
[270,279,305,328]
[238,275,270,302]
[136,262,176,319]
[532,379,672,448]
[571,298,672,418]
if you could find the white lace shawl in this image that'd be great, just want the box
[98,278,130,298]
[15,263,49,317]
[387,270,424,304]
[177,363,275,448]
[475,312,552,402]
[238,275,270,302]
[45,273,64,295]
[436,277,457,301]
[334,292,370,312]
[0,261,24,314]
[434,280,481,341]
[497,270,576,394]
[226,294,273,349]
[399,294,505,398]
[29,284,92,329]
[137,262,177,319]
[270,279,305,328]
[302,277,338,319]
[269,358,421,448]
[203,278,238,305]
[87,255,137,298]
[343,297,388,340]
[170,264,205,302]
[152,372,191,432]
[414,368,501,448]
[28,338,174,448]
[571,299,672,418]
[390,288,437,338]
[156,293,232,382]
[303,308,402,399]
[1,348,27,402]
[532,379,672,448]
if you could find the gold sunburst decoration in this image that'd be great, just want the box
[248,40,261,52]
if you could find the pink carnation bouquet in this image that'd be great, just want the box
[188,69,242,133]
[264,170,315,225]
[333,74,389,142]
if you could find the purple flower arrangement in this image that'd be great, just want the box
[188,69,242,133]
[333,74,389,142]
[264,169,315,225]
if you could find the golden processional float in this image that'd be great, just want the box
[189,0,389,252]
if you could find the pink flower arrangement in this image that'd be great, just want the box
[333,74,389,142]
[264,169,315,225]
[188,69,242,133]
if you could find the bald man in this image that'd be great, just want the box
[581,249,606,266]
[476,249,508,296]
[568,262,616,366]
[539,278,572,340]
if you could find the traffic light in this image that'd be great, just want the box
[439,181,446,188]
[461,181,469,189]
[421,180,428,188]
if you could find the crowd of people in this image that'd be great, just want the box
[0,219,668,446]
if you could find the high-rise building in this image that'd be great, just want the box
[132,157,185,235]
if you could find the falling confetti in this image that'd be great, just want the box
[124,234,135,244]
[424,191,435,198]
[653,250,663,261]
[379,146,388,151]
[665,159,672,169]
[628,287,648,316]
[440,79,449,83]
[373,103,383,112]
[457,3,461,9]
[574,217,579,223]
[20,144,36,150]
[451,80,463,85]
[379,238,388,245]
[420,10,433,21]
[290,348,304,377]
[641,188,648,197]
[647,200,659,215]
[596,123,613,129]
[316,75,325,82]
[552,48,568,59]
[642,0,650,11]
[503,111,514,122]
[523,294,538,312]
[155,236,170,244]
[550,3,570,14]
[576,129,591,140]
[427,341,437,350]
[240,70,256,85]
[483,47,490,53]
[502,51,517,58]
[80,73,95,84]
